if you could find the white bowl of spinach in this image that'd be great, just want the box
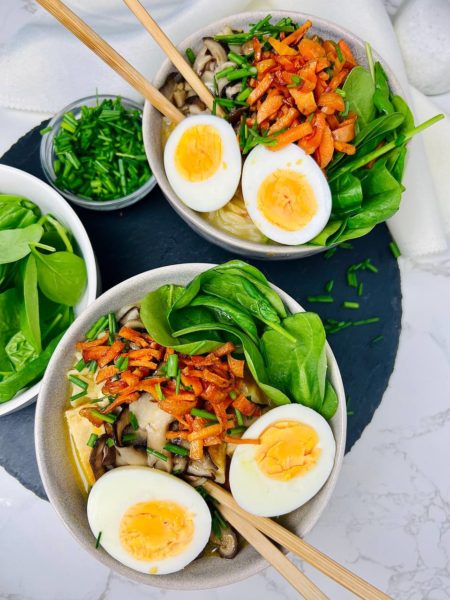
[0,165,98,416]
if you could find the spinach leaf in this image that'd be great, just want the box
[42,214,73,253]
[391,95,414,133]
[342,66,376,126]
[330,173,363,216]
[386,145,407,183]
[173,322,290,406]
[140,285,223,355]
[0,224,43,265]
[0,195,41,230]
[31,248,87,306]
[5,331,38,371]
[261,312,336,417]
[20,255,41,353]
[0,333,63,403]
[189,294,259,343]
[321,381,339,420]
[0,288,20,370]
[352,112,404,148]
[373,62,394,116]
[347,163,403,230]
[215,260,269,284]
[309,220,343,246]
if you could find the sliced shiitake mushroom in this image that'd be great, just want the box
[203,38,228,66]
[187,449,217,479]
[89,434,116,480]
[211,525,239,559]
[115,446,148,466]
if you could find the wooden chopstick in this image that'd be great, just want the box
[122,0,224,117]
[218,503,328,600]
[205,482,391,600]
[36,0,184,124]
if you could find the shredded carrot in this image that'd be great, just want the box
[232,394,257,417]
[82,346,109,362]
[126,348,162,359]
[268,36,297,56]
[203,435,223,447]
[76,333,109,351]
[315,124,335,169]
[127,359,157,369]
[165,430,190,440]
[96,365,119,383]
[298,38,326,60]
[188,424,222,441]
[283,19,312,46]
[270,121,313,151]
[332,121,355,143]
[118,326,149,347]
[97,340,125,368]
[227,354,245,378]
[247,74,274,106]
[103,392,140,414]
[257,94,284,125]
[223,435,261,445]
[334,140,356,155]
[181,374,203,396]
[79,407,103,427]
[289,89,317,115]
[214,342,235,357]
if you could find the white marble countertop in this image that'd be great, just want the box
[1,2,450,599]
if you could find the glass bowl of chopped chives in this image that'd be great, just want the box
[40,95,156,211]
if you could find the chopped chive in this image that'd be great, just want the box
[236,87,252,102]
[119,357,128,372]
[371,335,384,345]
[227,426,247,436]
[228,51,248,67]
[364,259,379,273]
[87,433,98,448]
[68,374,88,390]
[235,408,244,426]
[115,356,124,370]
[335,87,346,97]
[175,369,181,394]
[347,269,358,288]
[167,354,179,378]
[74,358,86,372]
[155,383,164,400]
[147,447,168,462]
[122,433,137,443]
[215,66,236,80]
[88,360,98,373]
[190,408,218,421]
[70,390,86,401]
[307,295,334,303]
[106,437,115,447]
[226,67,257,81]
[129,412,138,431]
[229,390,237,400]
[357,283,364,297]
[95,531,102,549]
[343,301,360,309]
[85,315,108,340]
[108,312,117,335]
[90,409,117,424]
[324,280,334,293]
[353,317,380,326]
[389,241,401,258]
[40,125,53,135]
[324,247,337,259]
[163,443,189,456]
[185,47,196,64]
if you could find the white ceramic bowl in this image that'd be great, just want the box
[36,263,346,590]
[0,165,98,417]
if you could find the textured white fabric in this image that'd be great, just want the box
[1,0,448,255]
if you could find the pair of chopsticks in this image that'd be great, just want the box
[36,1,391,596]
[204,481,391,600]
[36,0,224,121]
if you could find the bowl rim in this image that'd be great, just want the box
[0,164,98,417]
[35,262,346,590]
[40,94,157,212]
[143,10,404,259]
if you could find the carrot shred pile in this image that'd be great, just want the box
[77,329,261,458]
[243,22,358,168]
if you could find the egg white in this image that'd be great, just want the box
[164,114,241,212]
[241,144,332,245]
[229,404,336,517]
[87,466,211,574]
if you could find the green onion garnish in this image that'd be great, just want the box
[343,301,360,309]
[155,383,164,400]
[129,412,138,431]
[87,433,98,448]
[364,259,379,273]
[70,390,86,401]
[324,247,337,259]
[167,354,179,378]
[324,280,334,293]
[185,47,196,64]
[389,241,401,258]
[235,408,244,426]
[118,356,129,372]
[229,390,237,400]
[228,51,248,67]
[227,426,247,436]
[108,312,117,335]
[90,409,117,424]
[353,317,380,326]
[215,66,236,80]
[163,443,189,456]
[85,315,108,340]
[371,335,384,345]
[106,437,115,447]
[68,374,88,390]
[122,433,137,444]
[175,370,181,395]
[74,358,86,372]
[357,283,364,297]
[236,87,252,102]
[226,67,257,81]
[147,447,168,462]
[190,408,218,421]
[347,270,358,288]
[88,360,98,373]
[307,295,334,303]
[95,531,102,549]
[40,125,53,135]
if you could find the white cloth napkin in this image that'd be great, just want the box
[1,0,448,256]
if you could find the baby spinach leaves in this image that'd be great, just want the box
[0,194,86,403]
[140,262,338,419]
[342,66,376,126]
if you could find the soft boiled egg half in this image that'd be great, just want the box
[242,144,332,245]
[87,466,211,575]
[164,114,242,212]
[229,404,336,517]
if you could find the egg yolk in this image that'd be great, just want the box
[255,420,321,481]
[174,124,222,182]
[257,169,317,231]
[119,500,194,561]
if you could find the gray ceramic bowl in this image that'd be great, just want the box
[143,11,403,260]
[36,264,346,590]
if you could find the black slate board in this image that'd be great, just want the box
[0,123,402,500]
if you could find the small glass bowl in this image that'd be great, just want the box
[40,94,157,211]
